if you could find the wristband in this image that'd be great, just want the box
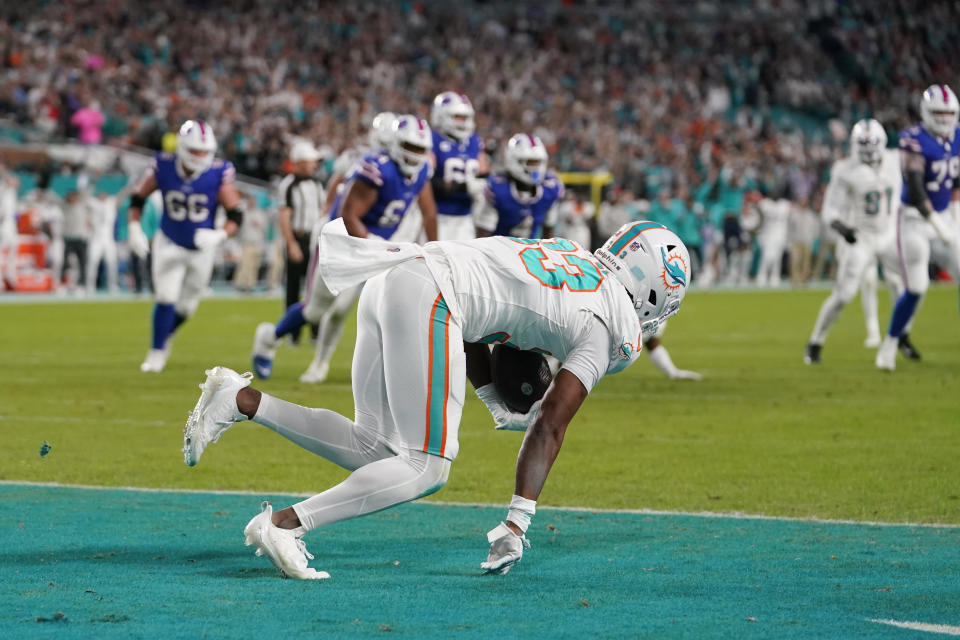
[506,494,537,533]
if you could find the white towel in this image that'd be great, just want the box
[317,218,424,295]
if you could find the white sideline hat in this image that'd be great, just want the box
[290,140,322,162]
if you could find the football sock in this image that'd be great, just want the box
[151,303,176,350]
[887,291,920,338]
[274,302,306,339]
[171,312,188,334]
[253,393,395,471]
[647,344,678,377]
[809,292,845,345]
[290,449,450,532]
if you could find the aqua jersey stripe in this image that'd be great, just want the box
[424,295,451,457]
[609,222,666,255]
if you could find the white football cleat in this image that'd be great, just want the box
[669,369,703,381]
[298,359,330,384]
[140,348,168,373]
[252,322,279,379]
[244,502,329,580]
[864,334,881,349]
[875,335,897,371]
[182,366,252,466]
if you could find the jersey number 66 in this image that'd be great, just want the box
[165,191,210,222]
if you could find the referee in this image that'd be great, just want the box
[278,140,324,344]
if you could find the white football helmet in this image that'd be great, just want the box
[505,134,548,186]
[594,221,691,338]
[920,84,959,139]
[368,111,397,150]
[389,115,432,177]
[430,91,475,141]
[851,119,887,165]
[176,120,217,174]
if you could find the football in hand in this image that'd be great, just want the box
[490,345,553,414]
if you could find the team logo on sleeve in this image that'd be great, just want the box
[660,247,688,290]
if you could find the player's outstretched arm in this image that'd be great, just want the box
[417,184,438,242]
[480,369,587,574]
[340,180,379,238]
[512,369,587,503]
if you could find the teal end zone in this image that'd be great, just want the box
[2,485,958,639]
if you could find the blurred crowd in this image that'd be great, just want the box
[1,0,958,292]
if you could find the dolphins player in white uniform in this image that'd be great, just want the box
[128,120,243,372]
[252,114,439,382]
[876,85,960,370]
[804,119,905,364]
[181,221,690,579]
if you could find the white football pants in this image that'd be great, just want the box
[896,206,960,295]
[151,231,216,317]
[809,230,903,345]
[252,259,463,532]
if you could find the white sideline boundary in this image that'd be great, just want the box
[3,480,959,529]
[869,619,960,636]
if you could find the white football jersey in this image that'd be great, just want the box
[332,144,371,179]
[822,149,901,234]
[757,198,791,244]
[421,236,643,391]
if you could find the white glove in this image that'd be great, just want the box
[481,522,530,575]
[194,228,228,251]
[128,221,150,258]
[475,384,541,432]
[670,369,703,381]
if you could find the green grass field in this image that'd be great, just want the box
[3,286,959,638]
[2,284,958,524]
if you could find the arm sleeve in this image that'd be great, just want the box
[559,316,612,394]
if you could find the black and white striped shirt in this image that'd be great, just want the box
[278,173,324,234]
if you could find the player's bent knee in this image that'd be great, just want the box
[406,450,451,500]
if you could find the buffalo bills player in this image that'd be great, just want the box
[474,134,563,240]
[430,92,489,240]
[876,84,960,370]
[252,114,438,381]
[128,120,242,373]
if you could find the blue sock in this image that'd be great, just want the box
[274,302,306,339]
[887,291,921,338]
[152,303,176,350]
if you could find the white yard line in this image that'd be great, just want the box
[2,480,958,529]
[869,619,960,636]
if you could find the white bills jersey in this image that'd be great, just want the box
[822,149,901,235]
[422,236,642,391]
